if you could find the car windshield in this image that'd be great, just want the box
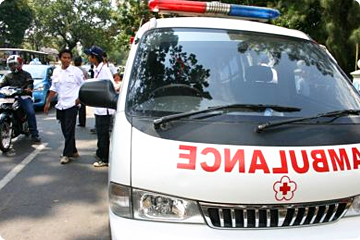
[22,65,47,79]
[126,28,360,119]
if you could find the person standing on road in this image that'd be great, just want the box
[85,45,114,167]
[0,55,41,143]
[44,49,84,164]
[74,56,88,127]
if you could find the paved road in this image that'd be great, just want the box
[0,107,110,240]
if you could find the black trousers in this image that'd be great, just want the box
[57,106,78,157]
[78,103,86,126]
[95,114,111,162]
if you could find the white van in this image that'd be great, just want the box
[79,1,360,239]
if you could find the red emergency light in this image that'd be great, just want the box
[148,0,280,20]
[149,0,207,14]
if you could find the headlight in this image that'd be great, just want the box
[345,196,360,217]
[109,183,132,218]
[0,87,17,96]
[109,182,204,223]
[34,85,45,91]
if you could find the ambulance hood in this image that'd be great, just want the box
[131,122,360,204]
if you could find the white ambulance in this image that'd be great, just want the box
[79,0,360,239]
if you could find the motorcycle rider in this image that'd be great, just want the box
[0,55,41,143]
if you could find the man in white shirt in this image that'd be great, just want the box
[44,49,84,164]
[85,45,114,167]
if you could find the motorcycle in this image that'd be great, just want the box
[0,86,30,152]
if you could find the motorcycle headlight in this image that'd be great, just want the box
[345,196,360,217]
[0,87,16,96]
[109,182,204,223]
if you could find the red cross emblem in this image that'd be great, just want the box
[273,176,297,201]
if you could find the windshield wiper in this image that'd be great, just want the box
[153,104,301,129]
[256,109,360,133]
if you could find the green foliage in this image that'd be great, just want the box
[273,0,326,43]
[28,0,114,53]
[0,0,33,47]
[320,0,360,74]
[111,0,150,64]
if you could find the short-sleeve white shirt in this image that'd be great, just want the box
[93,62,115,115]
[50,65,84,110]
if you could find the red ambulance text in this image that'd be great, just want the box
[177,145,360,174]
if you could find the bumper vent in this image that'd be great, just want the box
[200,198,352,229]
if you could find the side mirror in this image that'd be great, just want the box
[79,79,118,109]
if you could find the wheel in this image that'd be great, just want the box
[150,83,203,98]
[23,121,30,137]
[0,120,12,152]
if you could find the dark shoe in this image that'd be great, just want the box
[90,128,97,134]
[77,124,85,127]
[31,136,41,143]
[93,161,108,167]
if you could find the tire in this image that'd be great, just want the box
[0,119,12,152]
[23,121,30,137]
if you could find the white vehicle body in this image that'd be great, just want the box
[84,16,360,240]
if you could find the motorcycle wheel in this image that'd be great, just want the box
[0,120,12,152]
[23,120,30,137]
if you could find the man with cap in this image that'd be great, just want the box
[85,45,115,167]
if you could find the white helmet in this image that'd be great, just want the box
[7,55,23,73]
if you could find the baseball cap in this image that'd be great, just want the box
[84,45,104,57]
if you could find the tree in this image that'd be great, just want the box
[28,0,114,52]
[114,0,150,48]
[0,0,33,47]
[273,0,326,43]
[320,0,360,75]
[112,0,150,64]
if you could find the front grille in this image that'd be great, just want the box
[200,198,352,229]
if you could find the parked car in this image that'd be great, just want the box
[22,64,56,108]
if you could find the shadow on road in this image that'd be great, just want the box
[0,108,110,240]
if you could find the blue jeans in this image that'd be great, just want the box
[18,98,39,138]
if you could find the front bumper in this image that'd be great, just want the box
[110,210,360,240]
[32,91,46,107]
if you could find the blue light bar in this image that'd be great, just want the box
[149,0,281,21]
[229,5,280,20]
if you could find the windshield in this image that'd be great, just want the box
[22,65,46,79]
[126,28,360,119]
